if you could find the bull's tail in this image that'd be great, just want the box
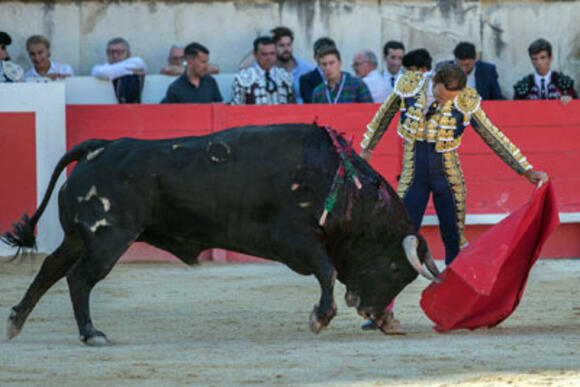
[1,140,109,251]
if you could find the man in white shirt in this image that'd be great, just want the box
[382,41,405,96]
[352,50,388,103]
[25,35,73,80]
[91,37,147,81]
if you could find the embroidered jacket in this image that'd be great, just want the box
[361,71,532,175]
[230,66,295,105]
[513,72,577,100]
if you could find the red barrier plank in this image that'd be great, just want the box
[0,113,36,233]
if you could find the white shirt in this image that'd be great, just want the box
[383,68,404,96]
[363,69,389,103]
[466,68,476,90]
[534,70,552,97]
[24,60,74,80]
[91,56,147,81]
[424,78,436,114]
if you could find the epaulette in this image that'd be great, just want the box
[394,71,426,98]
[235,67,259,88]
[554,72,575,90]
[454,87,481,115]
[276,67,293,85]
[513,75,533,97]
[0,60,24,82]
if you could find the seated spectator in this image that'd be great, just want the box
[514,38,577,105]
[299,37,336,103]
[352,49,388,103]
[91,37,147,81]
[91,37,147,103]
[24,35,73,80]
[382,40,405,95]
[312,46,372,104]
[402,48,432,73]
[452,42,503,100]
[231,36,294,105]
[271,26,314,104]
[160,44,185,76]
[0,31,24,82]
[161,44,220,76]
[161,42,222,104]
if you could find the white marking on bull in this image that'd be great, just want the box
[78,186,98,203]
[291,183,300,191]
[100,197,111,212]
[172,144,182,150]
[298,202,311,208]
[89,218,109,233]
[86,147,104,161]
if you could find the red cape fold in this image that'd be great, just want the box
[420,181,559,332]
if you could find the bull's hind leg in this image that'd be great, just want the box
[7,237,82,340]
[66,229,137,346]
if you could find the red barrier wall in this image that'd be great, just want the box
[0,113,37,232]
[65,101,580,260]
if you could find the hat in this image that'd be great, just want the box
[0,31,12,46]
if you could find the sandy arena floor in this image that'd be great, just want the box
[0,256,579,386]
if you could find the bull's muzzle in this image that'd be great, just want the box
[402,235,442,282]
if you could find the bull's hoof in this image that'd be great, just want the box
[309,309,324,334]
[80,331,109,346]
[379,314,406,335]
[6,309,22,340]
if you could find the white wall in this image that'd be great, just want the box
[0,83,66,255]
[64,74,235,104]
[1,1,578,99]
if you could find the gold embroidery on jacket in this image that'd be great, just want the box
[397,141,416,199]
[443,150,468,248]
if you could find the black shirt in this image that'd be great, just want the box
[162,73,223,103]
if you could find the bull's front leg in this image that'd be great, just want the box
[310,261,338,333]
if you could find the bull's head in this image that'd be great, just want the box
[338,232,440,330]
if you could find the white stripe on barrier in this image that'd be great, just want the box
[422,212,580,226]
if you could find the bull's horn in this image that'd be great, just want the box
[402,235,438,282]
[424,250,442,282]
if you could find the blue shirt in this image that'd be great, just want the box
[291,57,314,104]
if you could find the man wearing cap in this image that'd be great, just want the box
[0,31,24,82]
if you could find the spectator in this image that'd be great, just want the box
[160,44,185,76]
[91,37,147,103]
[24,35,73,80]
[299,37,336,103]
[161,44,220,76]
[271,26,314,104]
[352,49,388,103]
[161,42,222,103]
[382,40,405,95]
[452,42,503,100]
[0,31,24,82]
[231,36,295,105]
[312,46,373,104]
[513,38,577,105]
[402,48,432,73]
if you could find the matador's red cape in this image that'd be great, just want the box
[420,180,559,332]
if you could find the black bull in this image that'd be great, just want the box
[3,123,440,345]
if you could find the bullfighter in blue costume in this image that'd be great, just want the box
[359,63,548,333]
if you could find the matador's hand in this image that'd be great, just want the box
[360,149,372,162]
[523,170,549,185]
